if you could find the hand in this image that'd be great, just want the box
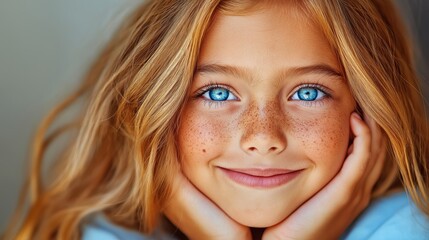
[163,171,252,240]
[262,112,386,240]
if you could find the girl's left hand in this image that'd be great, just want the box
[262,112,386,240]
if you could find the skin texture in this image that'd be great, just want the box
[178,2,356,227]
[164,2,386,239]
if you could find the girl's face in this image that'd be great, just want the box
[178,2,356,227]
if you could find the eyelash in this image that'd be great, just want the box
[193,82,332,108]
[193,83,238,108]
[289,83,331,107]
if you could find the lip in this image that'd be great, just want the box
[219,167,302,188]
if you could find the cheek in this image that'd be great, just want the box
[178,108,232,165]
[289,110,350,166]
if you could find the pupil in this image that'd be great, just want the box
[298,88,317,101]
[210,88,229,101]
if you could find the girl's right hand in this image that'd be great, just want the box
[163,171,252,240]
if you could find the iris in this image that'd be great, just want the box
[199,85,237,104]
[296,87,319,101]
[208,87,230,101]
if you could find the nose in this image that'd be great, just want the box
[240,103,287,155]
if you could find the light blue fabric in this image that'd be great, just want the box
[81,214,175,240]
[341,191,429,239]
[82,191,429,239]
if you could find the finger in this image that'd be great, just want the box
[365,137,387,193]
[337,112,371,186]
[364,113,384,171]
[347,142,354,155]
[163,177,213,234]
[362,114,387,192]
[365,114,383,146]
[163,173,250,239]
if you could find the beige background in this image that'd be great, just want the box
[0,0,427,233]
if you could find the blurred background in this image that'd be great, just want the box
[0,0,428,233]
[0,0,140,232]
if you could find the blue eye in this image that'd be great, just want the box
[202,87,237,101]
[291,87,326,101]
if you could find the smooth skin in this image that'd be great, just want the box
[165,2,386,239]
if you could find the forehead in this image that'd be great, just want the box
[198,1,339,74]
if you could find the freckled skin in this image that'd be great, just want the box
[178,2,356,228]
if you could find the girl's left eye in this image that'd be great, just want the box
[201,87,238,101]
[290,86,326,101]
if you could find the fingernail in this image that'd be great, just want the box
[353,112,362,120]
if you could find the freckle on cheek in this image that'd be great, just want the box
[284,109,351,165]
[182,117,205,153]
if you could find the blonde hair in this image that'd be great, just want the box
[6,0,428,239]
[302,0,429,210]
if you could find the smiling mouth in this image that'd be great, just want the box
[218,167,302,188]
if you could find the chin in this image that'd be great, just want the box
[229,209,288,228]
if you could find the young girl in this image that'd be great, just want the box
[6,0,429,239]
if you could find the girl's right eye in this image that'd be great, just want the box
[200,86,238,102]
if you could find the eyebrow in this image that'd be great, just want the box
[195,63,343,82]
